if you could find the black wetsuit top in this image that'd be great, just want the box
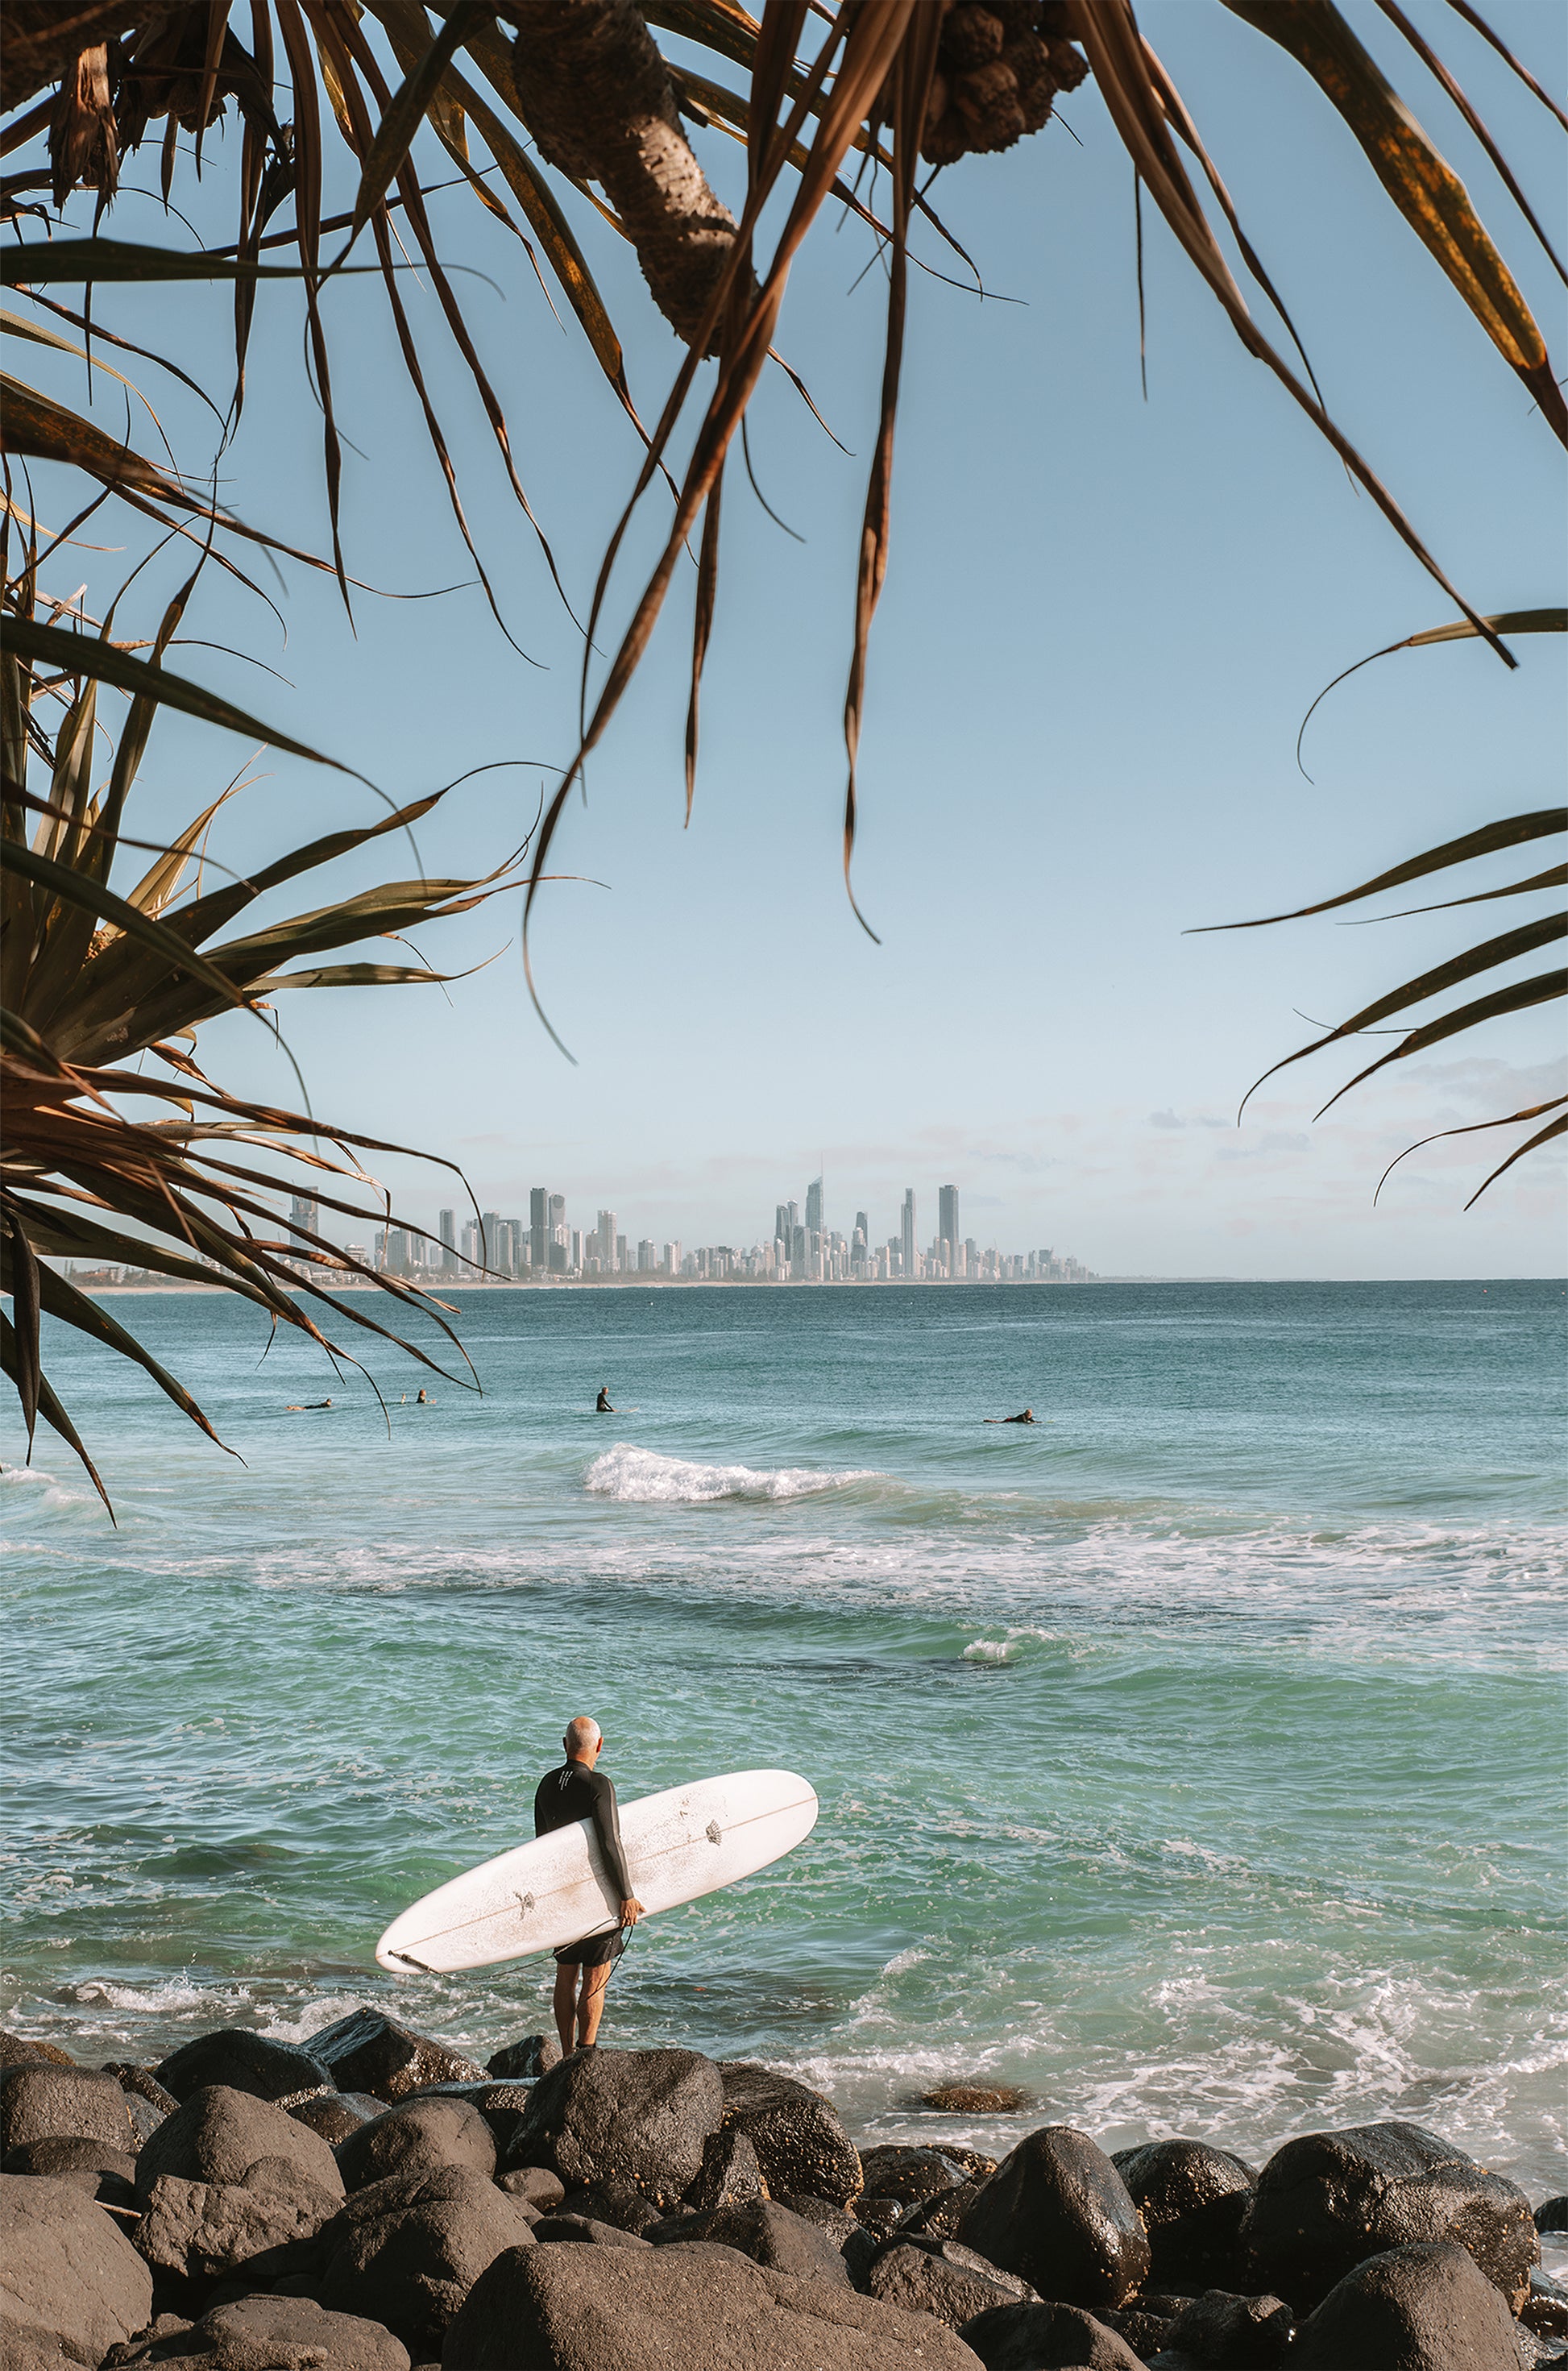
[533,1759,633,1900]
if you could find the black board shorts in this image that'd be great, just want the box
[554,1929,625,1968]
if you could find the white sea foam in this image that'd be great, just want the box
[583,1442,877,1505]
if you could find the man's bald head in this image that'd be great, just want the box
[563,1716,601,1760]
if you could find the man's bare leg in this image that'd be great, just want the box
[576,1961,613,2047]
[552,1961,579,2059]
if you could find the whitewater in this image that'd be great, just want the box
[2,1279,1563,2191]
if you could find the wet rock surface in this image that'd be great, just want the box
[861,2144,972,2207]
[958,2124,1151,2307]
[1113,2139,1255,2292]
[868,2234,1039,2326]
[309,2010,483,2104]
[0,2064,137,2157]
[1164,2285,1293,2365]
[1243,2119,1540,2311]
[510,2046,724,2209]
[1291,2237,1526,2369]
[718,2062,863,2207]
[153,2033,331,2107]
[649,2196,852,2283]
[485,2032,559,2081]
[684,2123,766,2212]
[334,2095,496,2192]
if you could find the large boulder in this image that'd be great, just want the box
[135,2086,343,2203]
[102,2067,179,2118]
[957,2298,1146,2369]
[0,2065,135,2156]
[316,2163,532,2351]
[0,2035,76,2074]
[442,2238,985,2367]
[1113,2139,1255,2290]
[650,2199,852,2285]
[1292,2238,1525,2370]
[133,2171,342,2282]
[154,2031,332,2106]
[288,2091,383,2146]
[904,2178,987,2244]
[534,2212,654,2248]
[309,2010,483,2103]
[957,2126,1150,2308]
[867,2235,1039,2326]
[0,2174,154,2368]
[1164,2286,1293,2365]
[498,2165,565,2213]
[104,2291,410,2369]
[401,2081,534,2158]
[717,2062,862,2207]
[2,2137,137,2183]
[509,2048,724,2210]
[556,2180,666,2235]
[861,2145,972,2207]
[334,2095,496,2191]
[1537,2199,1568,2235]
[1242,2121,1540,2312]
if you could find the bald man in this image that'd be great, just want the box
[534,1717,644,2053]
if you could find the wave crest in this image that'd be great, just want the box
[584,1443,877,1505]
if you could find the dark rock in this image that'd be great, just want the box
[0,2173,154,2365]
[309,2009,483,2103]
[106,2290,410,2368]
[1164,2286,1292,2366]
[557,2178,666,2234]
[0,2062,135,2156]
[958,2298,1146,2369]
[1,2033,77,2074]
[154,2030,332,2106]
[485,2033,560,2082]
[940,2147,1000,2180]
[534,2212,653,2246]
[496,2165,564,2212]
[135,2086,345,2203]
[288,2091,381,2145]
[2,2135,138,2182]
[718,2062,863,2207]
[923,2086,1032,2115]
[123,2094,168,2149]
[904,2178,987,2243]
[854,2193,911,2237]
[1525,2269,1568,2341]
[1292,2237,1524,2370]
[685,2124,766,2212]
[442,2237,988,2367]
[1242,2120,1540,2312]
[101,2311,196,2365]
[103,2066,180,2116]
[400,2081,533,2157]
[335,2095,495,2191]
[652,2199,853,2286]
[958,2125,1151,2308]
[869,2234,1038,2326]
[1539,2200,1568,2236]
[842,2222,881,2290]
[774,2191,857,2245]
[133,2170,342,2282]
[316,2163,532,2352]
[1113,2139,1256,2290]
[510,2045,724,2210]
[861,2144,971,2206]
[1099,2298,1181,2360]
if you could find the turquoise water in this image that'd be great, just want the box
[3,1281,1564,2193]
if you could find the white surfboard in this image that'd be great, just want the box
[375,1768,818,1974]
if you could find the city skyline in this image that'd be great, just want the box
[365,1173,1097,1286]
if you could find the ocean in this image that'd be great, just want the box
[2,1279,1564,2195]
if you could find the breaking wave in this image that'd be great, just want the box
[584,1442,877,1504]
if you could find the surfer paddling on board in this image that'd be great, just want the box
[985,1407,1036,1424]
[534,1717,643,2053]
[595,1386,613,1413]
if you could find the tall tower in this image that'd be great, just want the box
[939,1185,959,1256]
[289,1191,318,1245]
[597,1209,617,1271]
[439,1208,457,1272]
[805,1176,823,1233]
[529,1187,550,1274]
[548,1192,567,1273]
[900,1188,916,1278]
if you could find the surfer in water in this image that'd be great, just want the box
[285,1397,333,1412]
[985,1407,1037,1424]
[595,1385,613,1413]
[535,1717,643,2054]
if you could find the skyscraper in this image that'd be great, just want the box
[855,1209,869,1244]
[805,1177,823,1233]
[438,1208,457,1273]
[548,1193,567,1273]
[900,1189,916,1279]
[289,1191,318,1245]
[482,1210,501,1271]
[529,1188,550,1274]
[597,1209,617,1272]
[939,1186,959,1256]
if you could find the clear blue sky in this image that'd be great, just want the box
[23,0,1566,1274]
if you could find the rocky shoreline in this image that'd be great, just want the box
[3,2010,1565,2369]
